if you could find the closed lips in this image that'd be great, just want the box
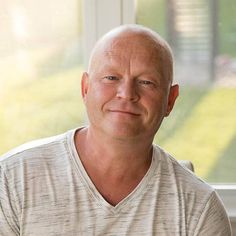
[109,110,140,116]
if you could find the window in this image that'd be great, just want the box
[136,0,236,184]
[0,0,85,155]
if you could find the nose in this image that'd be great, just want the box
[116,79,140,102]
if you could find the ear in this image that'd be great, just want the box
[165,84,179,117]
[81,72,89,101]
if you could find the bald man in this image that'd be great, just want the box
[0,25,232,235]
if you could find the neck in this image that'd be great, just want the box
[74,126,154,205]
[75,126,153,178]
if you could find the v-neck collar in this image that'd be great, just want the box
[66,128,159,214]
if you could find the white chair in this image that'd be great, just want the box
[178,160,194,172]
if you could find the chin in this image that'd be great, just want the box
[105,124,144,139]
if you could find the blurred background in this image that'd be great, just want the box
[0,0,236,185]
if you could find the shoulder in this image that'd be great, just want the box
[153,144,214,195]
[195,190,232,235]
[0,129,74,170]
[153,145,231,234]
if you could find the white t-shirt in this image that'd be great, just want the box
[0,128,232,235]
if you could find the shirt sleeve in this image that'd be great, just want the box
[0,164,20,236]
[194,190,232,236]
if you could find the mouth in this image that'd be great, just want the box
[109,110,140,116]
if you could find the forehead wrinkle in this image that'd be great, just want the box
[104,50,132,77]
[95,44,161,80]
[104,48,152,78]
[117,36,166,79]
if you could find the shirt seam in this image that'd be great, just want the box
[64,129,106,211]
[192,190,217,235]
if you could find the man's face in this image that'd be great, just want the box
[82,34,178,141]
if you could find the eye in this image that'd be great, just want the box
[103,76,119,82]
[138,79,155,87]
[140,80,152,85]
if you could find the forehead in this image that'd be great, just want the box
[94,35,163,69]
[105,34,161,58]
[88,31,172,83]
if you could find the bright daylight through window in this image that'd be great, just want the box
[0,0,236,185]
[0,0,85,154]
[136,0,236,183]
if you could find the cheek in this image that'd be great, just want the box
[145,93,168,118]
[85,83,115,109]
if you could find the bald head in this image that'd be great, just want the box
[88,24,174,84]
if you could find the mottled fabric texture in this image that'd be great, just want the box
[0,128,232,235]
